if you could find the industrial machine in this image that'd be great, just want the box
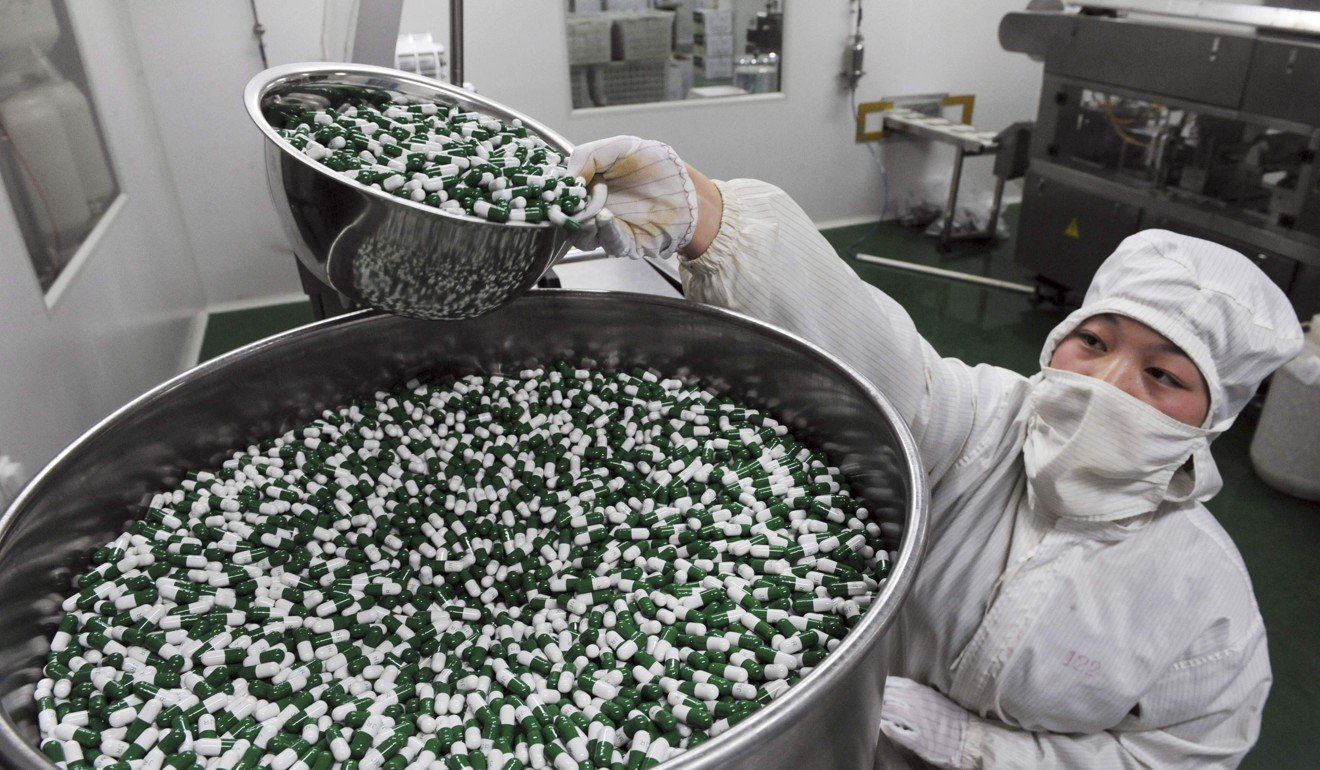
[732,3,782,95]
[744,2,783,57]
[1001,0,1320,315]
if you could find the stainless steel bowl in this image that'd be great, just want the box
[0,292,928,769]
[244,63,576,320]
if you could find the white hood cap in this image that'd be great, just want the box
[1040,229,1304,431]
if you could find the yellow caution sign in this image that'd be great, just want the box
[1064,217,1081,240]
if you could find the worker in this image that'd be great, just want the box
[564,136,1304,768]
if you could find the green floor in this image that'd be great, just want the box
[196,301,317,363]
[200,215,1319,767]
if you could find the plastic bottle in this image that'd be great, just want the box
[1250,315,1320,500]
[42,79,116,208]
[0,0,59,75]
[0,88,91,259]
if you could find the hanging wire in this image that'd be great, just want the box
[1102,95,1152,148]
[846,0,889,258]
[249,0,269,69]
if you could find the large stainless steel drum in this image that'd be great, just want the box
[245,63,577,320]
[0,292,928,769]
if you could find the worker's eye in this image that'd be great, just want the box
[1147,368,1186,388]
[1076,330,1106,351]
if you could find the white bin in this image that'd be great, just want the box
[1250,316,1320,500]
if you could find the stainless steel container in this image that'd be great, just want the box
[0,292,928,769]
[244,63,576,320]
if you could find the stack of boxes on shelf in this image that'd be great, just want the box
[568,1,746,107]
[693,8,733,80]
[566,0,675,107]
[565,10,614,107]
[597,10,673,105]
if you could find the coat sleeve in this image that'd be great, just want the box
[679,177,991,485]
[964,620,1271,769]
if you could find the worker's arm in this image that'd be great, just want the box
[564,136,1002,483]
[678,175,987,483]
[963,626,1270,769]
[882,621,1269,769]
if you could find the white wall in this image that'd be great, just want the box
[0,1,205,475]
[393,0,1043,224]
[124,0,320,306]
[125,0,1041,307]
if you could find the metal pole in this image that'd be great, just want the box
[985,176,1006,237]
[939,147,965,250]
[854,253,1037,295]
[248,0,269,69]
[449,0,465,86]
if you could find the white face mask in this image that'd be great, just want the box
[1023,368,1213,521]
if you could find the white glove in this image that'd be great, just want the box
[565,135,698,260]
[879,677,973,769]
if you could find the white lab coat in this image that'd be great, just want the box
[679,179,1271,768]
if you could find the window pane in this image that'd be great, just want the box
[0,0,120,294]
[565,1,783,109]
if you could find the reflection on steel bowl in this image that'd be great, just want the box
[245,63,575,320]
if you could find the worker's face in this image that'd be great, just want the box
[1049,313,1210,427]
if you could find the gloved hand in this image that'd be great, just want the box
[879,677,974,769]
[565,136,698,260]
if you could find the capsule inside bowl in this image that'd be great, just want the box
[265,89,587,228]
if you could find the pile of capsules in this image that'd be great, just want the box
[276,97,588,230]
[346,222,537,320]
[36,363,893,770]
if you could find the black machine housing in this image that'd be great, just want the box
[1001,6,1320,315]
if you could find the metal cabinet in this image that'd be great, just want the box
[1015,170,1142,303]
